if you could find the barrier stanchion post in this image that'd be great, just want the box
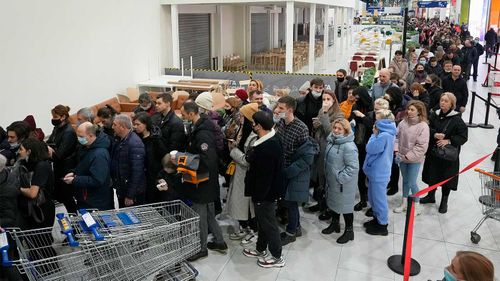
[478,92,495,129]
[495,147,500,173]
[483,64,490,87]
[467,91,478,128]
[387,196,421,276]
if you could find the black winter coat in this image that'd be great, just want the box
[427,86,444,112]
[180,116,219,204]
[296,91,323,136]
[0,169,20,227]
[442,76,469,110]
[422,109,468,191]
[485,29,498,46]
[73,133,112,210]
[245,133,284,202]
[152,109,186,155]
[110,132,146,199]
[141,128,167,203]
[47,122,77,178]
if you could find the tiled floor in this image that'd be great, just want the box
[191,32,500,280]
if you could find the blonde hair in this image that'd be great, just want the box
[440,92,457,110]
[374,98,390,110]
[275,88,290,98]
[331,118,352,135]
[376,109,395,121]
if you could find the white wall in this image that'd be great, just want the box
[0,0,163,133]
[220,6,247,58]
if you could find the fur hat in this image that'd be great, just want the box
[239,103,259,122]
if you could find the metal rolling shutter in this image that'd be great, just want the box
[251,13,270,53]
[179,14,211,69]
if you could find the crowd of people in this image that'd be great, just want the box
[0,23,497,281]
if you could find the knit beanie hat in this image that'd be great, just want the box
[195,92,213,111]
[299,81,310,92]
[235,89,248,102]
[239,103,259,122]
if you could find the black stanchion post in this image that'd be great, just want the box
[387,196,421,276]
[478,92,495,129]
[495,147,500,173]
[467,91,478,128]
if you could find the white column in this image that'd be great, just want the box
[323,7,329,70]
[332,7,338,62]
[217,6,223,70]
[294,8,299,42]
[171,4,180,68]
[273,9,279,48]
[285,1,294,73]
[338,7,344,54]
[308,4,316,73]
[342,8,348,52]
[244,6,251,65]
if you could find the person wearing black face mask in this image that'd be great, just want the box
[425,74,444,112]
[334,69,348,102]
[46,104,78,214]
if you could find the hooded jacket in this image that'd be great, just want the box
[151,109,186,154]
[284,137,319,203]
[395,117,430,163]
[363,119,397,181]
[73,132,112,210]
[180,115,220,204]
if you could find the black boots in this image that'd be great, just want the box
[420,191,436,204]
[354,201,367,211]
[439,195,449,214]
[365,221,389,236]
[336,227,354,244]
[322,220,340,234]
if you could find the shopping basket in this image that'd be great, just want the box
[470,169,500,244]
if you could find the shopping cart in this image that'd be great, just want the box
[470,169,500,244]
[1,200,200,281]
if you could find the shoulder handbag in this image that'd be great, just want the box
[431,119,458,161]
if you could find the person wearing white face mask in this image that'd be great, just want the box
[133,93,156,116]
[296,78,326,136]
[3,121,32,166]
[308,90,343,218]
[63,122,112,210]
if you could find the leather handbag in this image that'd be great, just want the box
[431,119,458,162]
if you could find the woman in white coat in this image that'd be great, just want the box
[226,103,259,243]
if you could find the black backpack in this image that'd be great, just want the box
[476,43,484,57]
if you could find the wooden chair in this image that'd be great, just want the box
[116,94,131,103]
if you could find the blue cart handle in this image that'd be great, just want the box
[79,209,104,241]
[0,231,12,267]
[56,213,79,247]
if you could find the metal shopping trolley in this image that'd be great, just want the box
[470,169,500,244]
[1,200,200,280]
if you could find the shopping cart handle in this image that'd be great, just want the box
[90,227,104,241]
[1,249,12,267]
[0,232,12,267]
[56,213,79,247]
[79,209,104,241]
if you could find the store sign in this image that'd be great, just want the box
[417,1,448,8]
[367,6,384,13]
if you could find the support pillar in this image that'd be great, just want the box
[333,7,338,62]
[286,1,295,73]
[323,7,329,70]
[308,3,316,73]
[171,4,180,68]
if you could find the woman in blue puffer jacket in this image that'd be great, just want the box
[363,110,397,236]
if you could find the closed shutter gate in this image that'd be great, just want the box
[179,14,211,69]
[251,13,270,53]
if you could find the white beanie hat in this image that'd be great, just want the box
[195,92,213,111]
[299,81,310,92]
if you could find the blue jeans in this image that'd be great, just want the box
[399,162,421,203]
[284,200,300,235]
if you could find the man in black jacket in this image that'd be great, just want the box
[461,40,478,81]
[242,111,285,268]
[152,92,186,155]
[296,78,324,135]
[442,65,468,112]
[485,27,497,58]
[180,101,227,262]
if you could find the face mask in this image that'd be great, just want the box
[51,119,62,127]
[273,116,281,124]
[252,125,259,134]
[225,109,233,116]
[333,131,343,137]
[9,142,19,149]
[424,82,432,89]
[311,91,322,98]
[278,112,286,119]
[417,69,425,73]
[337,77,345,83]
[419,60,426,65]
[443,268,457,281]
[78,136,88,145]
[140,105,150,111]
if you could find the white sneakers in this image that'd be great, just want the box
[393,200,422,216]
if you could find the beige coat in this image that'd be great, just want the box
[389,58,409,80]
[225,133,257,220]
